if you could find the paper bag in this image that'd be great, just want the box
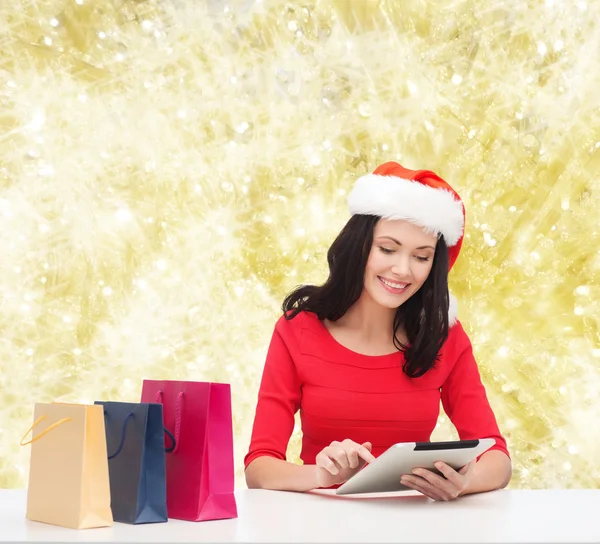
[21,403,113,529]
[95,401,168,524]
[140,380,238,521]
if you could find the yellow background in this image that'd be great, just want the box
[1,0,599,490]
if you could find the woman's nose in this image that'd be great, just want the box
[390,256,411,278]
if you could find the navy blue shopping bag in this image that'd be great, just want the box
[95,401,172,524]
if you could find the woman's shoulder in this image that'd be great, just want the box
[274,309,322,339]
[440,319,475,366]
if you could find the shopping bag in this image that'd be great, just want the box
[95,401,169,524]
[140,380,237,521]
[20,403,113,529]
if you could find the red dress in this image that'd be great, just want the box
[244,311,509,469]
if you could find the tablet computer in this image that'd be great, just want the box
[335,438,495,495]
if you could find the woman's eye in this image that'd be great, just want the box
[379,247,394,254]
[415,256,430,262]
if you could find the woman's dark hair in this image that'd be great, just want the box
[282,215,450,378]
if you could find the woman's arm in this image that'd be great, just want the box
[244,318,303,490]
[245,457,319,492]
[460,450,512,495]
[246,439,376,492]
[440,325,512,469]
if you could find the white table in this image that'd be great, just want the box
[2,488,599,542]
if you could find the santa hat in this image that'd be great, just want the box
[348,162,465,324]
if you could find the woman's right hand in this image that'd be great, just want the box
[315,439,376,488]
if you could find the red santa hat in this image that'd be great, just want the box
[348,162,465,326]
[348,162,465,270]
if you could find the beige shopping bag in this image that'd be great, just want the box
[20,402,113,529]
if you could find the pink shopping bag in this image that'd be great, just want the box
[140,380,237,521]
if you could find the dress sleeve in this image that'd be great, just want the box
[244,317,302,468]
[440,325,510,458]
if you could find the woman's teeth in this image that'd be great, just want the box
[379,277,410,293]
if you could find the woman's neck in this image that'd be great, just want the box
[336,295,397,341]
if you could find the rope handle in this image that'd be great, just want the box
[20,415,71,446]
[105,409,177,457]
[155,389,184,453]
[105,411,134,459]
[164,427,176,452]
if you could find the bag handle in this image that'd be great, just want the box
[104,408,176,457]
[164,427,176,453]
[155,390,183,453]
[105,411,135,459]
[20,415,71,446]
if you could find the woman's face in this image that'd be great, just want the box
[363,219,437,309]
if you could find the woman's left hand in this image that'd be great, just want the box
[400,460,476,501]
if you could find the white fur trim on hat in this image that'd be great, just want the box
[348,174,464,246]
[448,292,458,327]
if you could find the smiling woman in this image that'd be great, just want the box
[369,225,438,299]
[308,216,451,376]
[362,221,441,357]
[244,162,511,501]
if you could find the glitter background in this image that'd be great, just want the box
[1,0,599,489]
